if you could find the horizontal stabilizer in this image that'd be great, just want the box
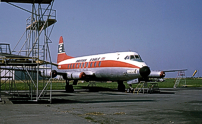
[163,69,187,72]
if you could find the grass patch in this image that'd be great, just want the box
[157,78,202,88]
[0,78,201,91]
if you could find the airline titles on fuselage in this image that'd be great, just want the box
[75,57,105,63]
[90,57,101,61]
[76,59,87,63]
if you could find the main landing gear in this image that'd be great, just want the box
[65,80,74,92]
[117,81,125,92]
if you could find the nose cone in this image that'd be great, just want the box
[139,66,151,78]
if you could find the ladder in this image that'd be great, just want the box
[133,81,147,94]
[174,77,181,88]
[173,71,186,88]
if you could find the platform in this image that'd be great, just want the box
[26,19,57,30]
[0,53,57,66]
[1,0,53,4]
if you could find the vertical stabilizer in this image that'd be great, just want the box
[57,36,74,63]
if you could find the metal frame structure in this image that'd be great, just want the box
[173,71,186,88]
[1,0,56,103]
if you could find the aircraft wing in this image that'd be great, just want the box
[148,69,187,78]
[163,69,188,72]
[38,60,58,66]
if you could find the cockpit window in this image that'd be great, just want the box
[124,56,130,60]
[135,55,141,60]
[130,55,135,60]
[125,55,143,62]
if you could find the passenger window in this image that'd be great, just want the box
[68,64,69,69]
[90,62,93,67]
[70,64,72,68]
[83,63,85,68]
[79,63,81,68]
[86,62,88,68]
[94,62,97,67]
[76,63,78,68]
[72,64,75,68]
[98,61,101,67]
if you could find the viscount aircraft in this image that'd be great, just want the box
[47,36,176,92]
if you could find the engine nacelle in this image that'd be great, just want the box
[39,70,57,78]
[66,72,86,80]
[148,71,165,78]
[72,72,86,79]
[65,72,71,79]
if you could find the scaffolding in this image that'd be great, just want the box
[1,0,56,103]
[173,71,186,88]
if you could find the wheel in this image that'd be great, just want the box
[118,84,125,92]
[65,85,74,92]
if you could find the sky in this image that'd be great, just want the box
[0,0,202,78]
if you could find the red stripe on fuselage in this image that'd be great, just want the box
[58,60,140,69]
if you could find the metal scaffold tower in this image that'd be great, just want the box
[173,71,186,88]
[1,0,56,103]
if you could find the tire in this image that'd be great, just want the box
[118,84,125,92]
[65,85,74,92]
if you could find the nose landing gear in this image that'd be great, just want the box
[117,81,125,92]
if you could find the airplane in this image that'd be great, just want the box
[44,36,175,92]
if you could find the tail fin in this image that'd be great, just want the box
[57,36,74,63]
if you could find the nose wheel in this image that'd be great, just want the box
[117,81,125,92]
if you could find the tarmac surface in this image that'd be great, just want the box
[0,88,202,124]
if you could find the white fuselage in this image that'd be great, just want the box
[57,52,148,81]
